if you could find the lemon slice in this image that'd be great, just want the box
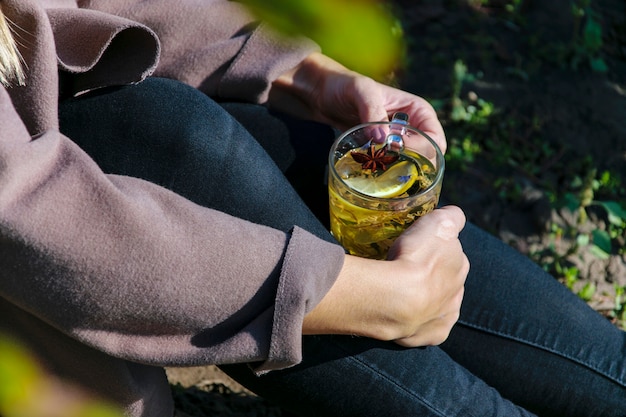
[344,161,418,198]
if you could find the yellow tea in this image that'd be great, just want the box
[329,146,441,259]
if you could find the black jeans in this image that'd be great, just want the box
[60,78,626,417]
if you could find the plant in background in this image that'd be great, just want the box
[564,169,626,259]
[444,60,495,171]
[450,59,468,121]
[577,281,597,302]
[557,262,582,291]
[499,0,527,28]
[448,61,494,126]
[449,60,494,123]
[446,135,482,171]
[570,0,608,72]
[531,222,583,287]
[608,285,626,328]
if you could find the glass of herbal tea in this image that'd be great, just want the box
[328,112,445,259]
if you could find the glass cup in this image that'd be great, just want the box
[328,113,445,259]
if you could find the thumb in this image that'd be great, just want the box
[388,206,466,260]
[399,206,466,243]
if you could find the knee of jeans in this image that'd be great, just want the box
[129,78,238,160]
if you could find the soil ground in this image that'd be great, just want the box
[393,0,626,315]
[169,0,626,415]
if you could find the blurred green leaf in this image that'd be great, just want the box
[563,192,581,212]
[589,244,610,259]
[583,16,603,52]
[591,229,612,255]
[589,56,608,73]
[239,0,405,79]
[578,281,596,301]
[576,233,590,247]
[0,334,124,417]
[0,337,39,413]
[594,201,626,226]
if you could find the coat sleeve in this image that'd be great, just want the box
[75,0,320,103]
[0,86,344,372]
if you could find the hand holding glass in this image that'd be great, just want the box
[328,113,445,259]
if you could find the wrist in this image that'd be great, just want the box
[302,255,401,340]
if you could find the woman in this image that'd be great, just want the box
[0,1,624,416]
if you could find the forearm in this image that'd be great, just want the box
[0,88,344,370]
[302,254,404,341]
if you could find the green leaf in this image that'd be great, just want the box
[0,337,39,410]
[578,282,596,301]
[583,16,603,52]
[594,201,626,226]
[576,233,590,246]
[589,244,610,259]
[590,56,608,72]
[239,0,405,80]
[563,192,581,212]
[591,228,612,254]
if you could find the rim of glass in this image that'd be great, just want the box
[329,121,445,202]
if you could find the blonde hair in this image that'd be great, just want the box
[0,2,26,87]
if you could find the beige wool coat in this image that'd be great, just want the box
[0,0,345,415]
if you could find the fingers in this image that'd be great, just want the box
[336,76,447,154]
[277,52,448,153]
[388,205,466,260]
[394,281,465,348]
[370,83,447,154]
[385,206,469,347]
[416,205,465,238]
[406,97,447,154]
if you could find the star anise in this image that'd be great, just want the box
[350,144,399,173]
